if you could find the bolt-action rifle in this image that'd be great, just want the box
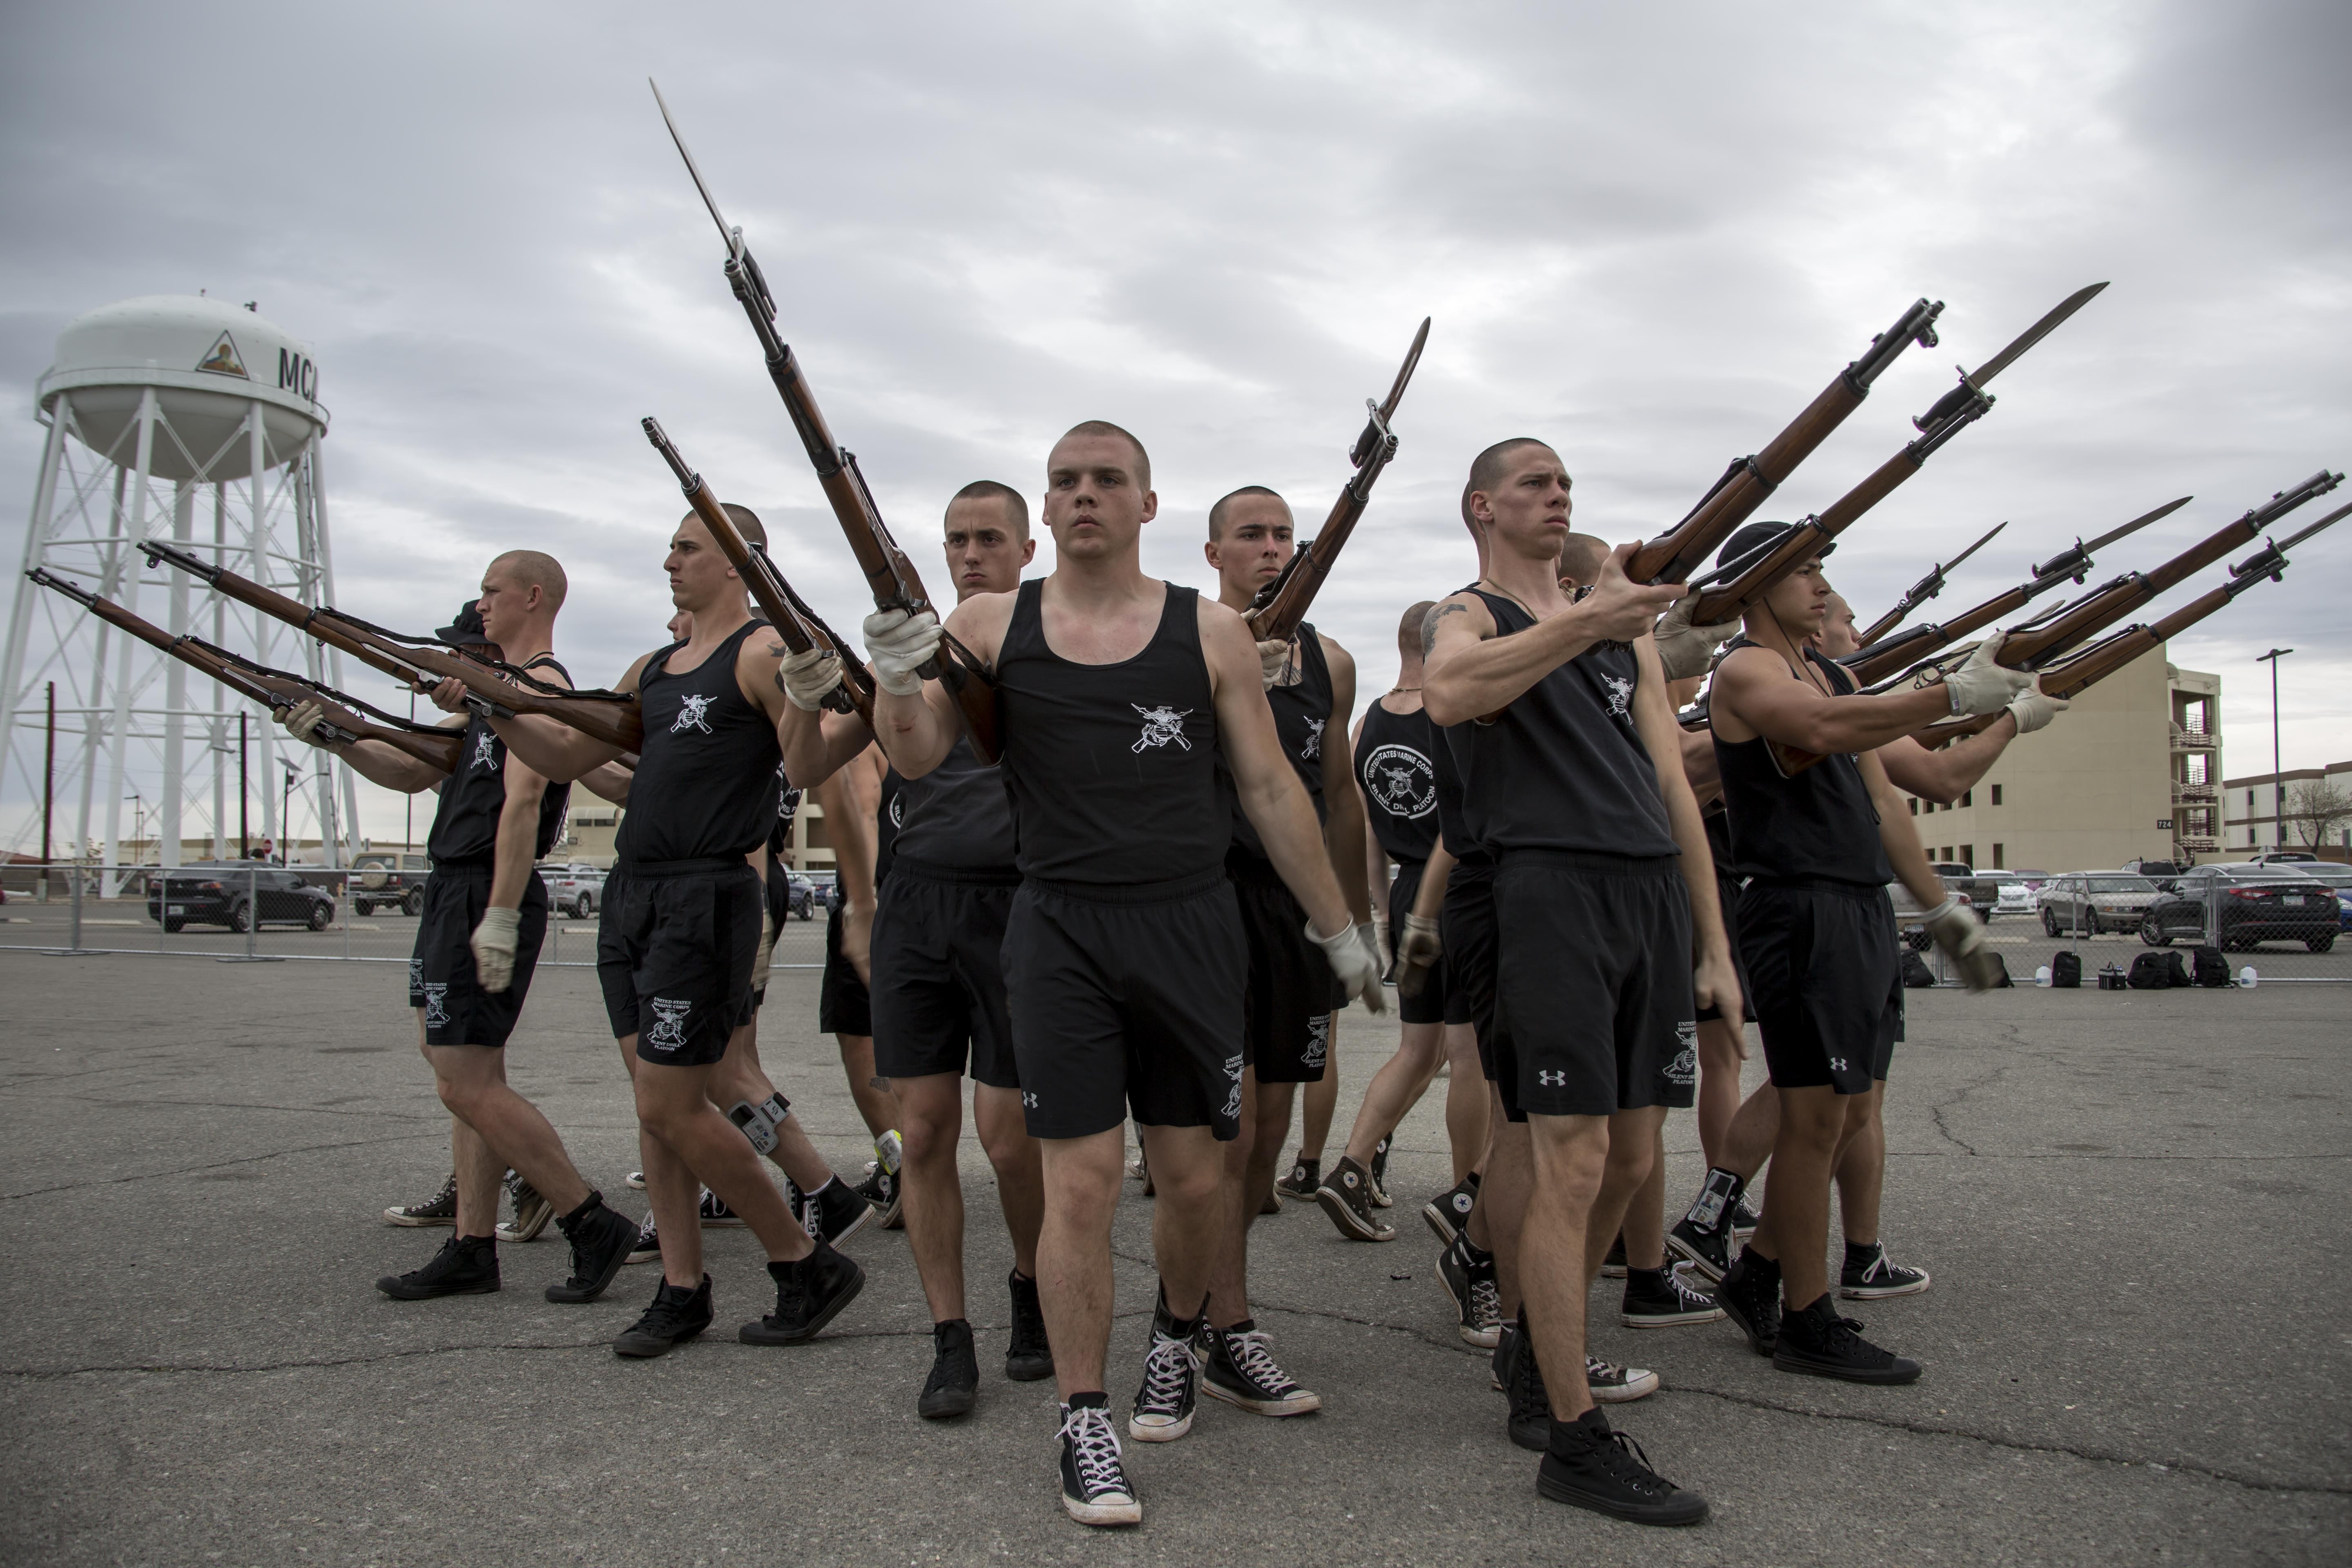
[1852,520,2007,647]
[1910,501,2348,746]
[651,80,999,763]
[1842,496,2188,686]
[1247,318,1430,645]
[643,417,875,727]
[1679,284,2109,626]
[138,540,645,751]
[1627,298,1948,586]
[29,568,465,771]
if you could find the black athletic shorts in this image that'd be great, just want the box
[819,897,873,1037]
[1738,879,1904,1095]
[1694,873,1753,1025]
[1002,871,1247,1141]
[596,859,761,1068]
[1386,857,1452,1027]
[870,858,1021,1090]
[408,863,548,1049]
[1229,854,1337,1084]
[1491,851,1698,1122]
[1442,858,1501,1075]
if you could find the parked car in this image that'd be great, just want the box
[148,862,336,933]
[2250,851,2320,865]
[351,853,430,917]
[1991,881,2036,918]
[541,863,608,918]
[2036,872,2161,937]
[2120,858,2184,880]
[2287,864,2352,931]
[1893,884,1978,950]
[783,871,817,920]
[2138,864,2337,951]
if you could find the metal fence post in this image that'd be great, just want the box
[68,860,83,952]
[245,865,258,960]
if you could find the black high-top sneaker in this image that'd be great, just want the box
[1274,1153,1320,1202]
[1313,1154,1395,1241]
[1666,1212,1734,1284]
[376,1234,499,1300]
[1422,1169,1480,1247]
[1667,1168,1745,1282]
[697,1187,744,1228]
[1127,1290,1200,1443]
[1840,1240,1931,1299]
[545,1193,638,1304]
[1438,1234,1503,1348]
[1714,1245,1782,1356]
[382,1172,458,1227]
[741,1238,865,1344]
[805,1177,873,1247]
[1621,1263,1727,1329]
[1005,1269,1055,1382]
[497,1172,553,1243]
[612,1273,714,1358]
[1537,1407,1709,1526]
[1504,1307,1553,1452]
[1199,1319,1321,1416]
[918,1318,980,1419]
[1367,1134,1394,1207]
[1058,1395,1141,1527]
[1773,1293,1922,1384]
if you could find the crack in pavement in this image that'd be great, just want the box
[1927,1056,2009,1156]
[0,1131,445,1202]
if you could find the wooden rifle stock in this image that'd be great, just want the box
[1627,298,1944,585]
[138,540,645,752]
[642,418,876,728]
[1248,318,1430,644]
[29,568,464,772]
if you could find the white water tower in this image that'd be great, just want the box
[0,294,361,884]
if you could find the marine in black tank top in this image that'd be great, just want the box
[994,579,1225,887]
[1354,699,1442,866]
[426,654,574,864]
[1448,588,1676,858]
[1711,637,1894,887]
[891,735,1016,874]
[1224,622,1332,858]
[616,621,782,865]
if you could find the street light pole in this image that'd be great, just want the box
[2257,648,2293,849]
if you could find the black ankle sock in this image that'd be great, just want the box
[1065,1390,1109,1411]
[1844,1239,1881,1266]
[1625,1265,1666,1289]
[1736,1245,1780,1281]
[557,1191,602,1228]
[456,1232,497,1253]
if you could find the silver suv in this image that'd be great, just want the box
[541,863,608,918]
[2037,872,2160,938]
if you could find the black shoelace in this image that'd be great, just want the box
[1587,1428,1679,1499]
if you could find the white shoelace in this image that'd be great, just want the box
[1468,1276,1502,1329]
[1060,1405,1129,1494]
[1221,1329,1296,1394]
[1136,1334,1195,1413]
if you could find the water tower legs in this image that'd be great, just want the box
[101,389,160,892]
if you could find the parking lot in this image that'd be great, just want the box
[2,934,2347,1566]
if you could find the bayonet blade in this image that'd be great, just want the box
[1969,281,2107,387]
[1379,317,1431,423]
[650,78,738,256]
[2275,499,2352,553]
[1940,520,2007,576]
[2085,494,2191,555]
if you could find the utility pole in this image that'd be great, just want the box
[238,711,249,858]
[41,682,55,900]
[2257,648,2293,849]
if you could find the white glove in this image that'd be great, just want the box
[862,608,943,697]
[281,699,331,748]
[1653,588,1742,681]
[2006,688,2068,735]
[471,905,522,993]
[749,904,777,994]
[1373,918,1394,977]
[1310,917,1388,1016]
[778,646,845,712]
[1938,630,2036,717]
[1396,913,1442,998]
[1922,896,2001,991]
[1257,638,1301,689]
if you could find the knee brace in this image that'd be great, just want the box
[725,1091,791,1155]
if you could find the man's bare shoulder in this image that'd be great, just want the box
[946,587,1020,660]
[1421,592,1494,656]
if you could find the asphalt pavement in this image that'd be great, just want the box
[1,947,2345,1566]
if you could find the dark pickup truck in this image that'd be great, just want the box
[350,853,430,917]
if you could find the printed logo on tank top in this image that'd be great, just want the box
[889,795,905,829]
[1301,717,1325,760]
[470,729,500,771]
[1603,674,1635,720]
[1131,704,1195,754]
[670,693,716,735]
[644,998,693,1051]
[1363,743,1437,821]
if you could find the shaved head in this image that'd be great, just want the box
[1208,485,1287,540]
[488,549,567,611]
[1399,600,1435,658]
[949,479,1029,538]
[1468,438,1558,502]
[1059,420,1150,491]
[1557,532,1608,588]
[677,503,765,549]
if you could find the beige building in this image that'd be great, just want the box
[546,798,845,872]
[2222,760,2352,859]
[1898,648,2221,875]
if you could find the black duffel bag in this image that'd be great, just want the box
[2127,952,2173,990]
[2050,950,2081,989]
[2190,946,2232,988]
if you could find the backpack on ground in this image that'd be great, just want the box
[1984,951,2014,987]
[2050,950,2082,989]
[1900,949,1936,989]
[2163,951,2193,988]
[2127,952,2172,990]
[2190,946,2232,988]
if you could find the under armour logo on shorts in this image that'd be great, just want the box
[421,983,450,1029]
[645,997,693,1051]
[1022,1091,1038,1109]
[1537,1069,1567,1088]
[1829,1057,1850,1073]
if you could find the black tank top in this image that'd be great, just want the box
[1355,698,1442,865]
[996,579,1224,886]
[873,768,905,886]
[768,774,803,856]
[616,621,781,864]
[1225,621,1333,860]
[1711,638,1893,886]
[1449,588,1677,858]
[890,735,1017,873]
[426,655,573,865]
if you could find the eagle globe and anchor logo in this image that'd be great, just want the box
[1363,743,1437,821]
[1131,704,1193,754]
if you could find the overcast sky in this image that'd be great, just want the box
[2,0,2345,849]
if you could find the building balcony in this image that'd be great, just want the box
[2172,782,2217,803]
[2170,723,2220,750]
[2174,834,2220,853]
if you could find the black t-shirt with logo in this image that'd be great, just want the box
[1354,698,1441,865]
[425,655,572,865]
